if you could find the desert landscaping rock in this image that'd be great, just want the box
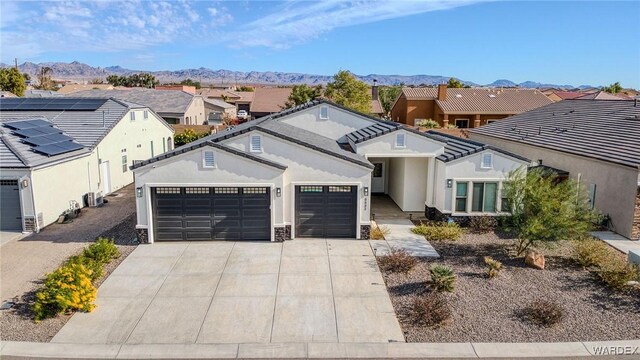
[381,232,640,343]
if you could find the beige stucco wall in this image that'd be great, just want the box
[30,153,99,227]
[354,130,445,157]
[471,133,638,238]
[96,109,174,195]
[387,157,428,212]
[184,97,206,125]
[279,105,373,141]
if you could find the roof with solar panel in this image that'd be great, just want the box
[0,97,155,168]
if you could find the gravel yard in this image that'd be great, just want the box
[0,186,138,342]
[381,232,640,343]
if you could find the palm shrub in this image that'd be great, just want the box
[33,263,97,321]
[412,222,463,241]
[484,256,503,278]
[502,168,597,256]
[430,264,456,292]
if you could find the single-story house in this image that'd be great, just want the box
[0,97,174,232]
[69,88,206,125]
[470,99,640,240]
[391,84,553,127]
[199,89,254,113]
[249,87,293,118]
[131,99,529,243]
[56,84,115,94]
[204,98,237,123]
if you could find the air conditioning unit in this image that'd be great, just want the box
[87,192,105,207]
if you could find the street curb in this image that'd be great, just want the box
[1,340,639,358]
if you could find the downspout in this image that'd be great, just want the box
[576,173,582,206]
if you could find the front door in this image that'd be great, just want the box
[371,162,385,193]
[101,161,111,195]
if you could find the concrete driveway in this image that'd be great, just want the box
[52,239,405,345]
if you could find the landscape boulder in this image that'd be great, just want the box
[525,250,545,270]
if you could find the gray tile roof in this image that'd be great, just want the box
[470,100,640,169]
[204,98,235,109]
[0,97,154,168]
[345,121,400,144]
[132,99,528,171]
[131,138,288,171]
[426,131,530,163]
[69,88,197,116]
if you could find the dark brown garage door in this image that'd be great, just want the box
[295,185,357,238]
[152,187,270,241]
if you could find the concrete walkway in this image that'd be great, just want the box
[591,231,640,255]
[370,218,439,258]
[3,339,639,358]
[52,240,404,345]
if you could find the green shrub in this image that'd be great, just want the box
[484,256,503,278]
[596,256,640,291]
[378,249,416,274]
[522,300,564,327]
[66,255,103,282]
[430,264,456,292]
[411,292,451,327]
[416,119,440,129]
[83,238,119,265]
[370,225,390,240]
[412,222,463,241]
[33,263,97,321]
[573,238,611,268]
[468,216,498,234]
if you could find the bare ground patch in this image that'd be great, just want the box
[381,232,640,342]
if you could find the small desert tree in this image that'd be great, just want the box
[285,84,322,108]
[0,67,26,96]
[503,167,596,255]
[324,70,371,113]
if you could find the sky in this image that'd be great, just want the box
[1,0,639,88]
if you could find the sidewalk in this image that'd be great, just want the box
[3,339,639,358]
[370,218,439,257]
[591,231,640,255]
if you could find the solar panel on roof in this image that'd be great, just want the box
[13,126,61,137]
[3,119,52,130]
[0,98,109,111]
[22,133,75,146]
[32,143,70,156]
[57,142,84,151]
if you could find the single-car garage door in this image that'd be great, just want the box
[1,180,22,230]
[152,187,271,241]
[295,185,357,238]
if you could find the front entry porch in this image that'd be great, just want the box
[371,194,424,220]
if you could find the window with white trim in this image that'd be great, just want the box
[143,110,149,119]
[250,135,262,153]
[395,133,406,148]
[121,155,128,172]
[455,182,468,212]
[202,150,215,168]
[130,111,136,121]
[481,153,493,169]
[471,182,497,212]
[319,106,329,119]
[500,182,511,212]
[587,184,597,209]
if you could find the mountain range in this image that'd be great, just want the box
[1,61,594,89]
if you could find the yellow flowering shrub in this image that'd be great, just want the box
[33,263,97,321]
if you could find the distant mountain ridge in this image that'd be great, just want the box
[1,61,592,89]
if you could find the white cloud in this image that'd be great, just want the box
[208,7,218,16]
[223,0,487,49]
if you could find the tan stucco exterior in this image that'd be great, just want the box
[470,133,639,239]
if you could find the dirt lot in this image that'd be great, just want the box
[381,232,640,343]
[0,185,138,342]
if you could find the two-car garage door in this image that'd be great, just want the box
[152,187,271,241]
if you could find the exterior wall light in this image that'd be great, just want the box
[363,187,369,196]
[447,179,453,188]
[21,179,29,188]
[136,187,144,198]
[276,187,282,197]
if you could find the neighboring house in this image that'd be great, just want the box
[1,91,17,98]
[574,91,633,100]
[390,84,553,128]
[24,90,64,98]
[545,91,589,102]
[0,97,174,232]
[131,99,528,243]
[199,89,254,113]
[203,98,237,123]
[69,88,206,125]
[155,85,196,94]
[470,99,640,240]
[249,87,293,118]
[57,84,115,94]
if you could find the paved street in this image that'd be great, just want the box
[52,239,404,345]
